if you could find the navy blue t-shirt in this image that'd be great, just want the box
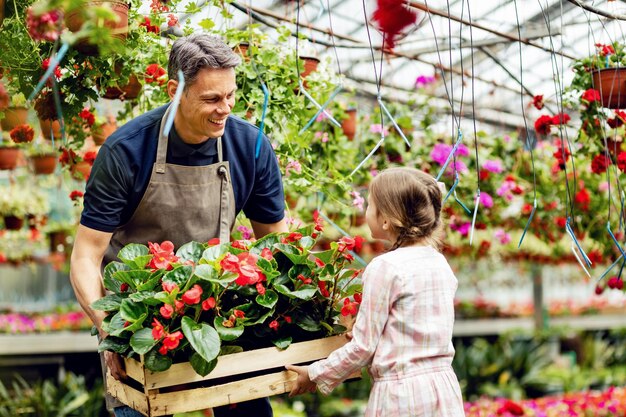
[81,104,285,233]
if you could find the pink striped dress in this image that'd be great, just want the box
[308,246,465,417]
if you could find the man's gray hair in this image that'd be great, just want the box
[168,34,241,87]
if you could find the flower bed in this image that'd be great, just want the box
[0,309,91,333]
[465,386,626,416]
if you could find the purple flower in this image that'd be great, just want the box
[457,143,470,157]
[351,191,365,212]
[456,222,471,236]
[483,159,503,173]
[430,143,453,165]
[415,75,436,87]
[285,160,302,176]
[236,225,252,240]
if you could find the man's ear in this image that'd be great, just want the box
[167,79,178,100]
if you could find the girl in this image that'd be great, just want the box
[287,167,465,416]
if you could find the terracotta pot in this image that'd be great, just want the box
[70,160,92,180]
[92,121,117,145]
[31,154,57,175]
[102,73,142,100]
[0,107,28,131]
[341,108,357,140]
[39,118,62,140]
[4,215,24,231]
[0,147,20,170]
[233,42,250,62]
[592,68,626,109]
[65,0,129,55]
[299,56,320,78]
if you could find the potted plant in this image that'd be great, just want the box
[0,132,22,170]
[0,187,31,229]
[26,140,58,174]
[0,93,28,132]
[91,114,117,146]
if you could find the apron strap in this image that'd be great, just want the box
[218,164,230,243]
[155,105,172,174]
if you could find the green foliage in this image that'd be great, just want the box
[0,373,105,417]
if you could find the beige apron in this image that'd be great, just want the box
[102,105,236,409]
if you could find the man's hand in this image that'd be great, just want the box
[105,351,127,380]
[285,365,317,397]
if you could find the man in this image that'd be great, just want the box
[70,34,287,417]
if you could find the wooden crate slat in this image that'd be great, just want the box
[138,334,347,389]
[148,370,298,415]
[106,373,151,416]
[125,356,146,385]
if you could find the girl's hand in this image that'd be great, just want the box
[286,365,317,397]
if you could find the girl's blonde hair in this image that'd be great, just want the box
[369,167,443,251]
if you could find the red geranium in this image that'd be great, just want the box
[69,190,84,201]
[532,94,544,110]
[140,16,160,33]
[145,64,167,85]
[617,152,626,172]
[591,153,611,174]
[496,399,524,415]
[551,112,570,125]
[581,88,601,103]
[534,115,553,135]
[9,124,35,144]
[575,188,591,211]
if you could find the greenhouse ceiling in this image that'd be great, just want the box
[179,0,626,134]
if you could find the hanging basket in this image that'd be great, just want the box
[0,107,28,132]
[341,108,357,140]
[31,154,58,175]
[3,216,24,231]
[591,67,626,109]
[92,121,117,145]
[39,118,62,140]
[65,0,129,55]
[101,73,142,100]
[0,147,20,170]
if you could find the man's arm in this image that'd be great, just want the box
[69,224,113,337]
[250,218,289,238]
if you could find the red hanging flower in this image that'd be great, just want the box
[69,190,84,201]
[607,110,626,128]
[551,112,570,125]
[575,188,591,211]
[145,64,167,85]
[42,57,62,80]
[26,7,63,42]
[59,147,79,166]
[9,124,35,144]
[534,115,553,135]
[79,108,95,126]
[140,16,160,33]
[591,153,611,174]
[83,150,97,166]
[581,88,601,103]
[372,0,418,49]
[167,13,178,27]
[553,146,570,170]
[617,152,626,172]
[532,94,544,110]
[596,43,615,56]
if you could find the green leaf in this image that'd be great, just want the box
[176,241,205,264]
[90,294,122,311]
[128,291,161,306]
[190,353,218,377]
[144,348,172,372]
[130,328,158,355]
[295,314,321,332]
[103,262,129,292]
[300,236,315,249]
[119,315,147,334]
[213,316,244,341]
[181,316,221,363]
[131,255,153,270]
[314,249,335,265]
[105,312,126,336]
[114,270,152,289]
[202,245,228,262]
[272,337,292,350]
[256,290,278,309]
[197,18,215,31]
[220,346,243,355]
[118,244,149,266]
[120,299,148,322]
[274,284,317,300]
[275,243,308,264]
[136,270,165,291]
[98,336,128,354]
[163,265,193,287]
[196,264,239,285]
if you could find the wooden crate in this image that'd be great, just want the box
[107,335,350,416]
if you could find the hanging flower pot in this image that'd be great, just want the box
[0,146,20,170]
[233,42,250,62]
[0,107,28,131]
[299,56,320,78]
[91,121,117,145]
[65,0,129,55]
[592,67,626,109]
[70,160,92,180]
[3,215,24,231]
[39,118,62,140]
[49,230,69,252]
[30,154,57,175]
[101,73,142,100]
[341,108,357,140]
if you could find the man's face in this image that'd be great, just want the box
[171,67,237,143]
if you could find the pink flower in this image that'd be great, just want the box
[285,160,302,176]
[182,284,202,305]
[482,159,503,173]
[479,192,493,209]
[237,225,252,240]
[599,181,610,192]
[26,7,63,42]
[350,190,364,211]
[167,13,179,27]
[160,304,174,319]
[201,297,216,311]
[369,124,389,135]
[493,228,511,245]
[415,74,436,87]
